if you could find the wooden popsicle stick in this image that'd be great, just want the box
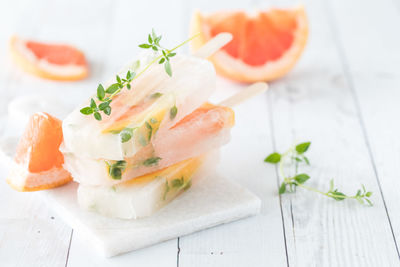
[218,82,269,108]
[193,32,233,59]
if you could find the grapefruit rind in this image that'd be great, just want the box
[9,36,88,81]
[6,162,72,192]
[190,6,308,83]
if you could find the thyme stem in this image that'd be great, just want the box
[265,141,373,206]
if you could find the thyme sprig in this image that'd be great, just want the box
[80,30,200,121]
[139,29,176,76]
[264,142,373,206]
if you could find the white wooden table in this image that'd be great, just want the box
[1,0,400,266]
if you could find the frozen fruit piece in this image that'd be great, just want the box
[78,154,214,219]
[7,112,71,191]
[10,36,88,81]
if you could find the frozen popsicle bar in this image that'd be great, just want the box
[78,153,215,219]
[62,54,216,160]
[62,103,234,186]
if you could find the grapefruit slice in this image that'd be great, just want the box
[7,112,71,192]
[10,36,88,81]
[190,6,308,82]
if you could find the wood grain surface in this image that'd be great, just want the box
[0,0,399,266]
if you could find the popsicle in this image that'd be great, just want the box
[63,54,216,160]
[78,153,215,219]
[62,33,233,162]
[62,103,234,186]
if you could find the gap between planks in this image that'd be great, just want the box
[64,230,74,267]
[267,90,291,267]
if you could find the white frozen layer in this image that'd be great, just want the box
[62,53,216,160]
[78,153,216,219]
[62,104,234,186]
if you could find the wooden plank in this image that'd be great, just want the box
[179,82,288,267]
[265,0,400,265]
[0,1,73,266]
[0,186,72,267]
[177,3,288,267]
[67,237,178,267]
[65,0,185,265]
[327,0,400,256]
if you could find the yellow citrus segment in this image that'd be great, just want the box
[190,6,308,82]
[124,156,203,186]
[10,36,88,81]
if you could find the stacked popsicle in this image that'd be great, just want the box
[61,35,238,219]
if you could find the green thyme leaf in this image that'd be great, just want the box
[120,128,134,143]
[294,173,310,184]
[143,157,162,166]
[139,43,151,49]
[104,106,112,115]
[116,75,122,84]
[98,101,109,111]
[150,92,163,98]
[90,98,97,109]
[171,177,184,188]
[295,142,311,154]
[109,167,122,180]
[94,112,102,121]
[164,61,172,76]
[106,83,120,94]
[145,121,153,141]
[97,84,105,100]
[170,105,177,120]
[279,182,286,194]
[108,160,127,180]
[356,190,361,197]
[264,152,281,164]
[80,107,93,115]
[330,190,346,201]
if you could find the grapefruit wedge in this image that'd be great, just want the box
[7,112,71,192]
[10,36,88,81]
[190,6,308,82]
